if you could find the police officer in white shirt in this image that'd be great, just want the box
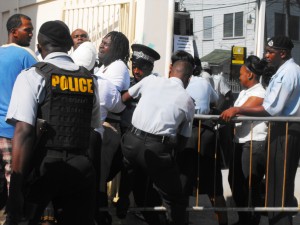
[121,60,195,225]
[5,21,101,225]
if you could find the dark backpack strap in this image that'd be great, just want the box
[32,62,58,79]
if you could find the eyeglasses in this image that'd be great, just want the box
[73,34,88,39]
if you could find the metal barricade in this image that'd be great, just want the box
[102,115,300,215]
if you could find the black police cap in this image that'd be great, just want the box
[39,20,73,50]
[267,35,294,50]
[131,44,160,65]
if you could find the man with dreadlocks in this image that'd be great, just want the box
[94,31,130,225]
[95,31,130,91]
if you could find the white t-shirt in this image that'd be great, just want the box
[95,60,130,92]
[129,75,195,137]
[234,83,267,143]
[94,77,126,136]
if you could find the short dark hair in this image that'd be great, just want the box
[244,55,267,77]
[102,31,129,66]
[171,50,195,68]
[6,14,31,33]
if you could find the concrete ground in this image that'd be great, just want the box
[109,168,300,225]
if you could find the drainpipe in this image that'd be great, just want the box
[255,0,266,58]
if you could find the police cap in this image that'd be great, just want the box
[267,35,294,50]
[131,44,160,65]
[39,20,73,50]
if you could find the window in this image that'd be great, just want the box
[289,15,299,41]
[275,13,286,36]
[174,18,193,35]
[203,16,213,39]
[223,12,244,38]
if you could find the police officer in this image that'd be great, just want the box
[221,35,300,225]
[117,44,163,224]
[121,60,195,225]
[120,43,161,132]
[5,20,102,225]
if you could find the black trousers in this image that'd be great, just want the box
[267,122,300,225]
[121,131,186,225]
[24,151,96,225]
[228,141,266,224]
[177,125,224,198]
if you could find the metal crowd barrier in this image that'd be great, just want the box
[102,115,300,214]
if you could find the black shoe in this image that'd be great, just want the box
[115,197,130,219]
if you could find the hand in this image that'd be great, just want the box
[220,107,240,122]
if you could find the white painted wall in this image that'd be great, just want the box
[0,0,173,76]
[184,0,257,59]
[134,0,174,77]
[0,0,64,52]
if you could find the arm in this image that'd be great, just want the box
[220,96,270,122]
[6,121,35,224]
[122,91,132,103]
[11,121,35,175]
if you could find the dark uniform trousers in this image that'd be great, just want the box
[267,122,300,225]
[24,149,96,225]
[121,130,187,225]
[228,141,266,224]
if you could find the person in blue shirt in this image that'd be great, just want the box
[221,35,300,225]
[0,13,37,213]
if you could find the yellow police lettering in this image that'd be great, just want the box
[79,78,87,92]
[51,74,93,93]
[87,79,93,93]
[60,76,68,90]
[73,77,79,91]
[52,75,60,87]
[68,76,75,91]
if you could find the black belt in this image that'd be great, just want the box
[129,126,172,144]
[46,148,87,158]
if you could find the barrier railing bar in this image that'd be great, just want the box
[194,115,300,122]
[99,206,300,212]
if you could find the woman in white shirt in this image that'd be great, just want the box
[221,55,268,225]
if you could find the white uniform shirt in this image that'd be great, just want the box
[95,59,130,92]
[6,52,102,129]
[129,75,195,137]
[94,77,126,136]
[262,58,300,116]
[186,76,218,114]
[234,83,267,143]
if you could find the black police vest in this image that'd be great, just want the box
[33,62,94,151]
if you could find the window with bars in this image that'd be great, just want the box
[223,11,244,38]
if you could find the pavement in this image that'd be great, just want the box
[109,168,300,225]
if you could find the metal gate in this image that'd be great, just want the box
[63,0,136,49]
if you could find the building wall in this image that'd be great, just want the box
[265,0,300,64]
[0,0,173,76]
[0,0,64,51]
[183,0,300,65]
[184,0,257,59]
